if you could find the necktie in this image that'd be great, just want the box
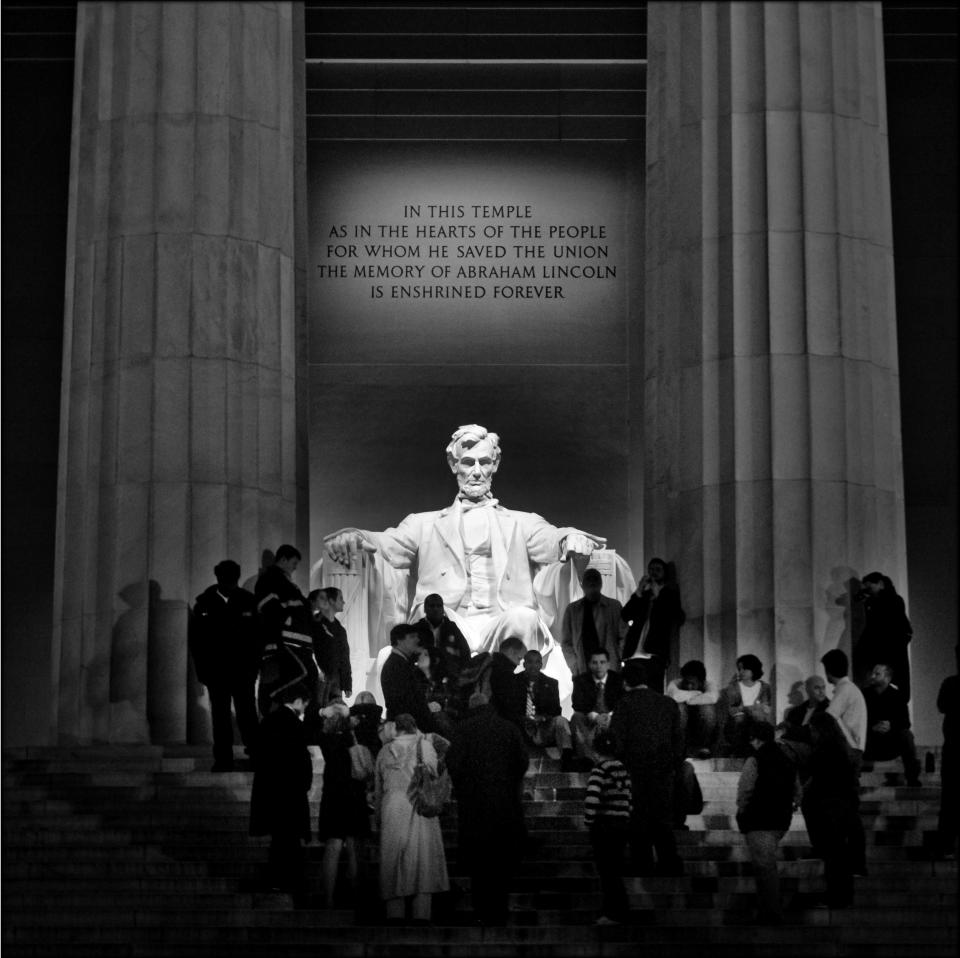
[526,682,536,719]
[596,680,606,713]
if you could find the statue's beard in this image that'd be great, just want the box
[458,477,492,500]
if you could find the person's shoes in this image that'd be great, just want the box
[211,762,234,773]
[595,915,621,926]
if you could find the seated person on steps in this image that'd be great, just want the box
[516,649,576,771]
[665,659,719,759]
[863,662,922,786]
[571,649,623,767]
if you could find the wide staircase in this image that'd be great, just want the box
[3,744,956,957]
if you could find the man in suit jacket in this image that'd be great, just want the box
[323,425,605,658]
[620,557,685,692]
[516,649,575,768]
[446,692,530,925]
[610,658,685,875]
[561,567,625,677]
[379,622,436,734]
[571,649,624,765]
[415,593,472,683]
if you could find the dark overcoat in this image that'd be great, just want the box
[446,704,529,860]
[249,705,312,840]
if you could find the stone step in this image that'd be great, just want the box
[5,921,955,946]
[2,943,955,958]
[4,902,957,930]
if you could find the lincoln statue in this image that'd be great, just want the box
[323,424,628,692]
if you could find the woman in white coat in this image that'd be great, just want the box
[374,712,449,923]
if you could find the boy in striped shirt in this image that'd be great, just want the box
[584,729,633,924]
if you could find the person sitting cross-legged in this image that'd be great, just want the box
[571,650,624,767]
[863,663,922,786]
[516,649,576,771]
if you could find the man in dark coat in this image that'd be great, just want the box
[853,571,912,700]
[415,593,472,683]
[863,663,921,785]
[190,559,260,771]
[249,683,312,893]
[379,622,436,733]
[736,720,799,923]
[571,649,624,764]
[255,544,318,715]
[620,557,685,692]
[446,692,530,925]
[610,658,685,875]
[488,635,527,723]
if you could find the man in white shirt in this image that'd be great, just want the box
[821,648,868,876]
[822,649,868,756]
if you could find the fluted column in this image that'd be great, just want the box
[645,2,906,708]
[52,2,307,743]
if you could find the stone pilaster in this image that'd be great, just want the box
[645,2,906,708]
[53,2,307,743]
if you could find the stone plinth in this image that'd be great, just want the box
[645,2,907,708]
[53,2,307,744]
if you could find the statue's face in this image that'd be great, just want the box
[454,438,497,500]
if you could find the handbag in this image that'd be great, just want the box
[406,736,451,818]
[348,741,375,781]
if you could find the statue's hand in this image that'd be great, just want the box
[324,530,378,567]
[563,530,607,558]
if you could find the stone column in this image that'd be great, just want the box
[52,2,307,744]
[644,2,906,709]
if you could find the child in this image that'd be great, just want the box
[249,682,313,893]
[584,729,633,925]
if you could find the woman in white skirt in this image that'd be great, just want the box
[374,712,449,923]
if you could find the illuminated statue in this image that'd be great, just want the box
[321,425,635,701]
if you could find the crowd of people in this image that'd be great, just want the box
[188,549,956,926]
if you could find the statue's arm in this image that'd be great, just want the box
[324,514,422,570]
[521,513,606,566]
